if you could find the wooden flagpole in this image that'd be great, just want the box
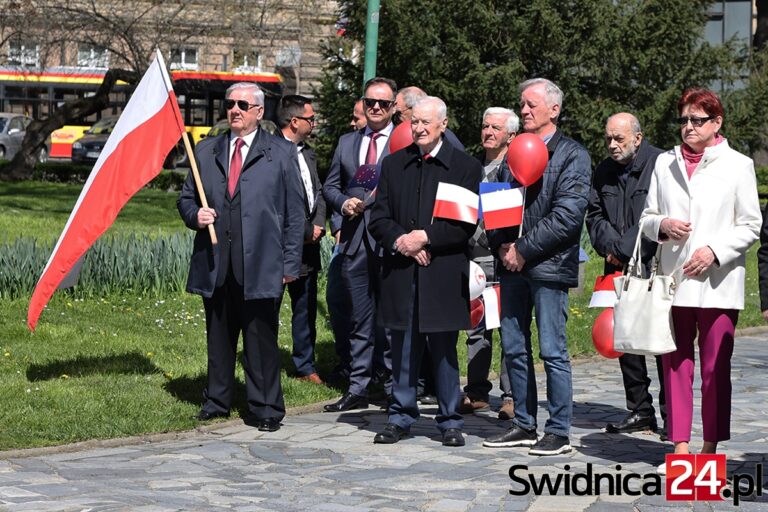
[181,131,217,245]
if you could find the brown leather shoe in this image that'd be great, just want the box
[498,399,515,420]
[296,373,324,385]
[457,396,490,414]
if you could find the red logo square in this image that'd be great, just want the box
[665,453,726,501]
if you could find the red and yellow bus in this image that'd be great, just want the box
[0,67,284,161]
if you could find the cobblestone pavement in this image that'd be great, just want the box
[2,332,768,511]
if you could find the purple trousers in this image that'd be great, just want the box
[663,306,738,443]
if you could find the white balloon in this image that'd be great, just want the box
[468,261,486,300]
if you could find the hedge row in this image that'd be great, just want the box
[10,161,188,191]
[0,233,192,299]
[1,233,336,300]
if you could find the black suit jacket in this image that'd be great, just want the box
[369,140,482,332]
[586,139,662,274]
[298,143,326,274]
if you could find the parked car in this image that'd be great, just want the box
[71,116,185,169]
[70,117,117,165]
[0,113,50,162]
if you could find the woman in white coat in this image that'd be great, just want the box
[640,88,761,467]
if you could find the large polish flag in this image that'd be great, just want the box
[588,271,622,308]
[432,182,479,224]
[480,187,524,230]
[27,50,186,331]
[481,285,501,330]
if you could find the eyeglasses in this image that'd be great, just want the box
[224,99,261,111]
[294,115,316,124]
[362,97,394,110]
[676,116,714,128]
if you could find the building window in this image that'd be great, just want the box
[8,39,39,67]
[77,45,110,69]
[170,47,198,70]
[233,49,261,72]
[276,45,302,67]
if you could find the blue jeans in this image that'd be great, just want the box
[500,273,572,437]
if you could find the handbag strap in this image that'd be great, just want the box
[625,221,645,279]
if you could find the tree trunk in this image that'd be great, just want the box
[755,0,768,50]
[0,68,139,182]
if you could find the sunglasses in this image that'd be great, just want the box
[676,116,714,128]
[224,99,261,111]
[294,115,316,124]
[362,97,394,110]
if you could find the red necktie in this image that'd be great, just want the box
[228,137,244,197]
[365,132,381,165]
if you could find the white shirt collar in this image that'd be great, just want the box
[230,128,258,149]
[421,138,443,159]
[364,122,394,138]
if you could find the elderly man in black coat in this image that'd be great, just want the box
[369,96,482,447]
[585,112,666,439]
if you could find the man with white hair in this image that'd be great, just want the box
[586,112,667,440]
[178,82,305,432]
[484,78,591,456]
[458,107,518,418]
[369,96,481,446]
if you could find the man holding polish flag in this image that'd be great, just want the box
[369,96,481,447]
[458,107,519,418]
[27,50,187,331]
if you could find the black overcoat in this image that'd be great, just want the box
[369,141,482,332]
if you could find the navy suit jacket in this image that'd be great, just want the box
[178,128,305,299]
[323,127,392,255]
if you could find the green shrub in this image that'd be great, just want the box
[146,171,186,191]
[756,166,768,187]
[0,232,193,299]
[32,162,93,183]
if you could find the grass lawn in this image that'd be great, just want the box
[0,181,185,242]
[0,181,764,450]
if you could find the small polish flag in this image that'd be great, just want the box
[433,182,479,224]
[589,272,622,308]
[480,187,524,230]
[482,285,501,330]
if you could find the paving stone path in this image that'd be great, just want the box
[2,332,768,511]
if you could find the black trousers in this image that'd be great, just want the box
[619,352,666,423]
[201,273,285,421]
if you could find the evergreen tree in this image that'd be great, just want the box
[315,0,765,167]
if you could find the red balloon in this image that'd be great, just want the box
[506,133,549,186]
[592,308,623,359]
[470,298,485,329]
[389,121,413,154]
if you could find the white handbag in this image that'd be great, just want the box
[612,225,677,356]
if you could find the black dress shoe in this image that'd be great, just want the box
[373,423,410,444]
[323,392,368,412]
[606,411,658,434]
[193,410,230,421]
[257,418,281,432]
[442,428,465,447]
